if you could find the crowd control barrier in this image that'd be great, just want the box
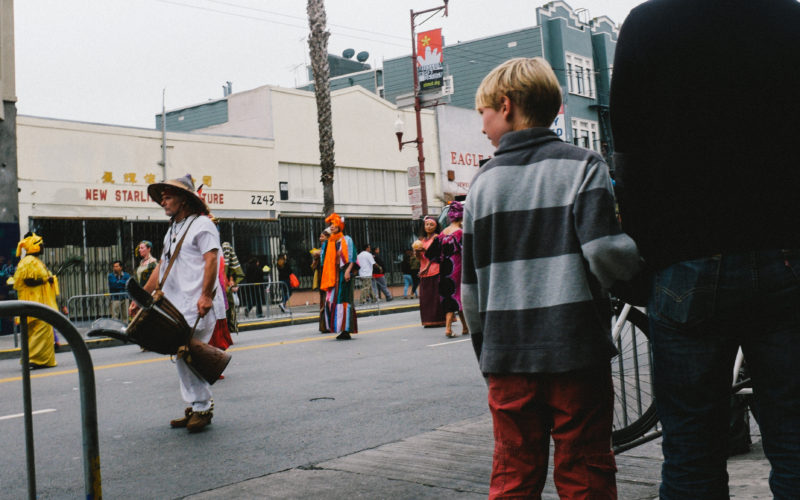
[66,292,130,328]
[235,281,292,323]
[0,300,102,500]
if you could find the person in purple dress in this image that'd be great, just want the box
[428,201,468,337]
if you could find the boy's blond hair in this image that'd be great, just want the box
[475,57,562,128]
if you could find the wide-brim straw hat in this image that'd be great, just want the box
[148,174,210,215]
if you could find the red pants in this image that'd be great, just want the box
[488,366,617,499]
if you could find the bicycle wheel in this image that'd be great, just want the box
[611,304,659,446]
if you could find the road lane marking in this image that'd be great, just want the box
[0,408,57,421]
[0,322,422,384]
[428,338,471,347]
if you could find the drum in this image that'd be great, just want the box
[126,291,191,355]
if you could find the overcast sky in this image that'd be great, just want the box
[13,0,643,129]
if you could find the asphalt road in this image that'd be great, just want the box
[0,311,488,499]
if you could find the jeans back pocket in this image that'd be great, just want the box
[651,258,720,330]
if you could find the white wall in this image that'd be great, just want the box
[270,86,441,216]
[16,116,277,225]
[198,85,443,217]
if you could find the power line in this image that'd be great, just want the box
[155,0,408,48]
[205,0,408,42]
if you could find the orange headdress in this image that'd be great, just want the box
[320,213,349,290]
[325,212,344,230]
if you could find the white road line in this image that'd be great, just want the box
[0,408,57,421]
[428,338,471,347]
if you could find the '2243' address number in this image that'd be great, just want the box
[250,194,275,206]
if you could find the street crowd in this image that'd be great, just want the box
[3,0,800,497]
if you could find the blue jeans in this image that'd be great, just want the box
[403,274,413,297]
[648,249,800,499]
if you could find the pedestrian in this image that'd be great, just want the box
[0,255,17,335]
[414,216,445,327]
[356,243,377,303]
[108,260,130,321]
[243,256,264,318]
[135,240,158,286]
[370,246,393,302]
[12,233,59,369]
[275,253,292,313]
[425,201,466,337]
[400,249,414,299]
[320,212,358,340]
[610,1,800,498]
[463,57,641,498]
[311,228,331,332]
[133,174,226,432]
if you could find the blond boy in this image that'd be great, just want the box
[462,57,640,499]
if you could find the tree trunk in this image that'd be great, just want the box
[307,0,335,217]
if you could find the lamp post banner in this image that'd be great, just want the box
[416,28,444,91]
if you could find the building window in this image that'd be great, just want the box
[565,52,595,98]
[571,118,599,152]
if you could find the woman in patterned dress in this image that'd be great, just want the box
[427,201,468,337]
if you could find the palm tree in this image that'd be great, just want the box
[307,0,335,216]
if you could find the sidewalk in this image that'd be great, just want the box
[184,413,772,499]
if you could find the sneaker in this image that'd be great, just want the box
[170,407,193,428]
[278,303,288,313]
[336,332,352,340]
[186,410,213,433]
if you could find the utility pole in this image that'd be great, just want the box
[159,88,167,181]
[396,1,448,217]
[1,0,21,252]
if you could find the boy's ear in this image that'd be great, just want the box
[500,95,513,121]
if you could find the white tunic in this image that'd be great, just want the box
[159,215,226,324]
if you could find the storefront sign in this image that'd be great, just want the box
[436,107,495,198]
[550,103,566,140]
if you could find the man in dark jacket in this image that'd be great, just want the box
[610,1,800,498]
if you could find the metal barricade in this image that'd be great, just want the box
[0,300,102,500]
[66,292,130,329]
[353,276,378,307]
[235,281,292,322]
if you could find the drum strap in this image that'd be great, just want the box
[157,215,199,293]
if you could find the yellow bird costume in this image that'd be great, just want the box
[12,234,58,368]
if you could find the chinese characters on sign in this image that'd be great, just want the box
[90,172,225,205]
[416,28,444,91]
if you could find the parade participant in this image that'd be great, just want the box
[134,174,226,433]
[311,228,331,333]
[12,233,59,369]
[221,241,244,334]
[425,201,466,337]
[135,240,158,286]
[414,216,445,327]
[320,213,357,340]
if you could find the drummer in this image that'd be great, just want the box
[132,174,225,433]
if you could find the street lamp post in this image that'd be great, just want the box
[395,0,449,218]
